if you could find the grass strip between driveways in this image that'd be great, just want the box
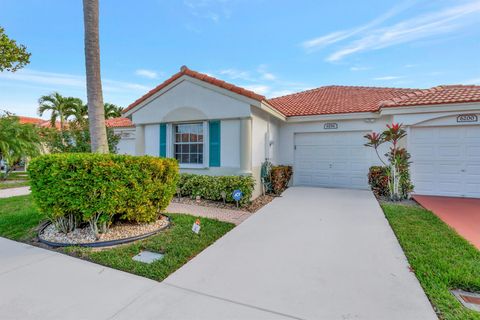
[0,195,234,282]
[382,203,480,320]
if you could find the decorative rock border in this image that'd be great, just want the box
[37,216,171,248]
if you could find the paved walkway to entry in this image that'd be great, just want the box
[166,202,252,225]
[414,195,480,249]
[0,187,436,319]
[0,186,30,198]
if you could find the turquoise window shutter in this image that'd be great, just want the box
[159,123,166,157]
[209,120,221,167]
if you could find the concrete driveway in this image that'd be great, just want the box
[0,187,436,319]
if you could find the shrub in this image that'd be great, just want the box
[364,123,413,200]
[28,154,178,236]
[270,165,292,194]
[177,173,255,206]
[368,166,389,198]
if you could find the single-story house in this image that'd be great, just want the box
[121,66,480,199]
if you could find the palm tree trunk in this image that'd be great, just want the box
[83,0,109,153]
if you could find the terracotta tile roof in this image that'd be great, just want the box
[17,116,63,129]
[123,66,266,114]
[17,116,45,125]
[380,85,480,107]
[105,117,134,128]
[267,86,419,116]
[123,66,480,117]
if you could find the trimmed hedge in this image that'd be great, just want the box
[177,173,255,206]
[270,165,292,194]
[28,154,178,234]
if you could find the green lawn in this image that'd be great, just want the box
[382,203,480,320]
[0,171,30,189]
[0,195,45,240]
[0,195,234,282]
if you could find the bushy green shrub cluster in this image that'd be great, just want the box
[270,165,292,194]
[28,154,178,236]
[368,163,413,199]
[177,173,255,206]
[368,166,390,198]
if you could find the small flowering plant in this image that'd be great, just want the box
[364,123,413,200]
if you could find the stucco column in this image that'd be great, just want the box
[135,124,145,156]
[240,118,252,174]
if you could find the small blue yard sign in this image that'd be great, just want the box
[232,189,243,202]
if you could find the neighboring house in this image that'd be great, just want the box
[121,66,480,199]
[105,117,135,155]
[18,116,137,155]
[18,116,63,129]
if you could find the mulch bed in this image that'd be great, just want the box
[171,194,276,213]
[39,216,169,245]
[377,196,420,207]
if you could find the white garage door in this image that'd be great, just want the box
[294,131,374,189]
[410,125,480,198]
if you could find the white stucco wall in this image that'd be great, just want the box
[250,108,282,197]
[113,127,135,155]
[220,119,241,168]
[144,124,160,156]
[132,79,252,124]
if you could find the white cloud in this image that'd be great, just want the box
[257,65,277,81]
[216,65,310,98]
[302,0,416,52]
[135,69,158,79]
[350,66,370,71]
[373,76,403,80]
[270,90,295,97]
[464,77,480,84]
[0,69,151,93]
[326,1,480,61]
[183,0,232,23]
[218,68,252,81]
[242,84,270,95]
[262,72,276,81]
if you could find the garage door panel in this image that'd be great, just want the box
[438,163,462,174]
[413,162,434,174]
[438,127,463,140]
[411,125,480,198]
[438,146,462,158]
[411,146,435,159]
[294,131,373,189]
[467,146,480,159]
[464,182,480,198]
[466,163,480,175]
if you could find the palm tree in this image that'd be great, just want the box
[104,103,123,119]
[83,0,108,153]
[66,102,89,124]
[38,92,82,131]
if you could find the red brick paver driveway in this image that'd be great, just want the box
[414,195,480,249]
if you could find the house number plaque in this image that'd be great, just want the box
[324,123,338,129]
[457,114,478,123]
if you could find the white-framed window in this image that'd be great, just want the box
[173,123,204,165]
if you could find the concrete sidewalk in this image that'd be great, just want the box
[0,186,30,198]
[0,187,436,319]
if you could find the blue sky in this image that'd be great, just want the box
[1,0,480,117]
